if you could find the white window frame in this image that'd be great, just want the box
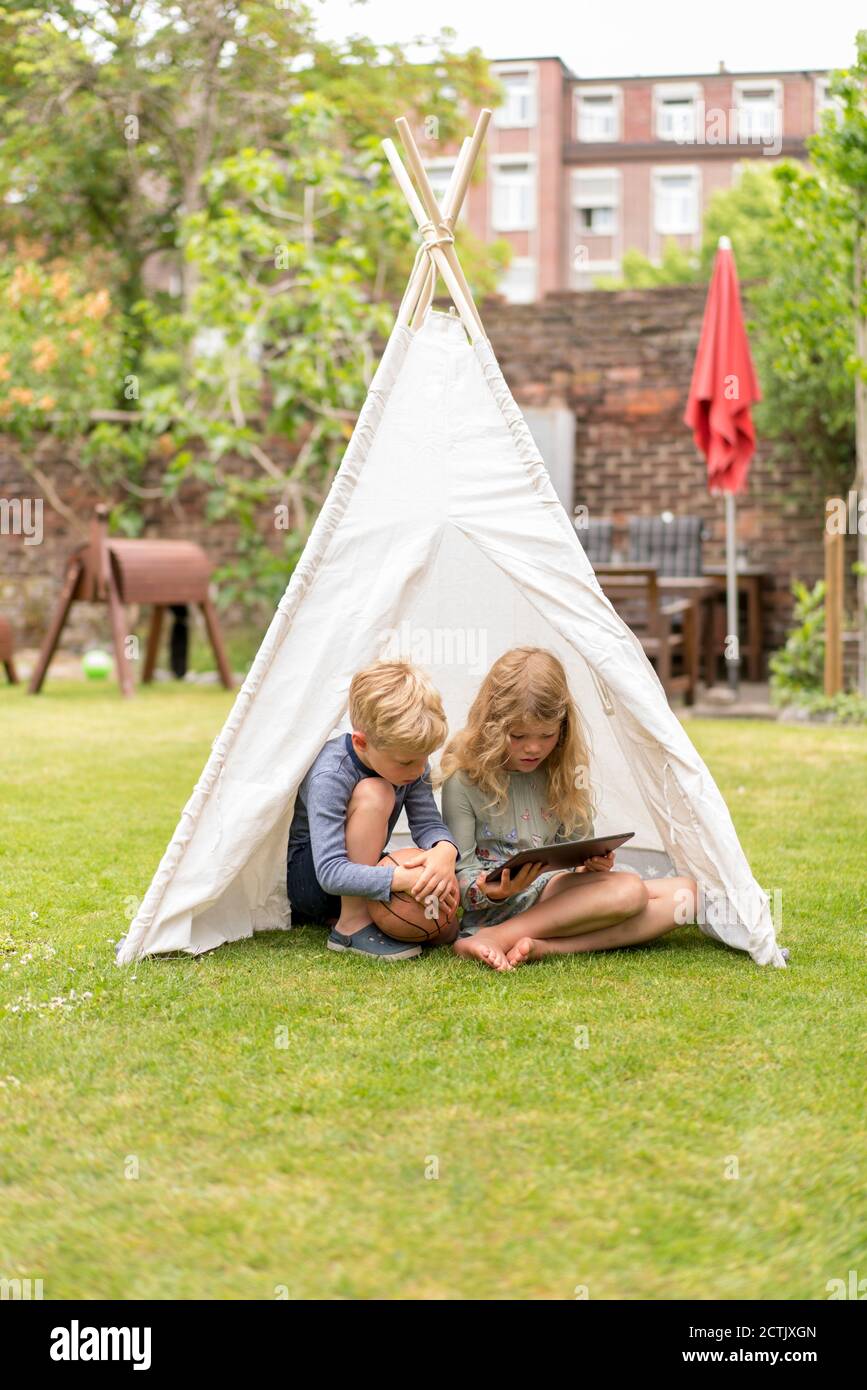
[492,66,537,129]
[490,154,536,233]
[422,156,465,221]
[572,168,620,238]
[814,75,843,128]
[497,256,537,304]
[652,166,701,236]
[653,81,702,143]
[733,78,782,143]
[574,85,622,142]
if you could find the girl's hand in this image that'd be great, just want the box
[580,852,615,873]
[477,862,544,902]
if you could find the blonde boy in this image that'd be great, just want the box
[285,661,460,960]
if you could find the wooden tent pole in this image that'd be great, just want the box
[395,107,491,332]
[398,135,471,330]
[395,114,488,338]
[447,109,491,226]
[409,137,470,331]
[382,139,483,344]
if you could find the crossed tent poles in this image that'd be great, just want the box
[382,108,492,344]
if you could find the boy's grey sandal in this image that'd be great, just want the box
[327,925,422,960]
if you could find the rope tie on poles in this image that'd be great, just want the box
[399,220,455,321]
[418,218,455,255]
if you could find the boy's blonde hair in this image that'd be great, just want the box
[349,660,448,754]
[440,647,594,835]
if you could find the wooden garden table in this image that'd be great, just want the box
[702,564,768,681]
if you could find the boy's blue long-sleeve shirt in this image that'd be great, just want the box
[287,734,459,901]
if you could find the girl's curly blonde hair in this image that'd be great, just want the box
[440,647,594,835]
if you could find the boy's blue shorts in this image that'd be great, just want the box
[286,842,340,926]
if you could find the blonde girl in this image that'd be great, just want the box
[440,647,697,972]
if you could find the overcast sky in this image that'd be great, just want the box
[310,0,862,76]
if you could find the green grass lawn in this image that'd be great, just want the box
[1,683,864,1300]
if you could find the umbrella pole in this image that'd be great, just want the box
[724,491,740,694]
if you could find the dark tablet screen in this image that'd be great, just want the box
[482,832,635,884]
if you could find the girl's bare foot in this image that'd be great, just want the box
[453,935,512,972]
[505,936,550,966]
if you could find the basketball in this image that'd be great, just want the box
[366,848,459,945]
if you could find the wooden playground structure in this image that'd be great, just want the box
[28,504,233,697]
[0,615,17,684]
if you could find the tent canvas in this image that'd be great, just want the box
[116,113,785,969]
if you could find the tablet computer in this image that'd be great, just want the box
[482,832,635,884]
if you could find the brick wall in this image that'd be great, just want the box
[481,284,849,654]
[0,284,849,657]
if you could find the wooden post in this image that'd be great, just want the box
[854,236,867,694]
[90,503,111,600]
[142,605,165,683]
[824,518,844,696]
[106,562,135,698]
[27,556,83,694]
[200,599,234,690]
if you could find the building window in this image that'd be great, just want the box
[498,257,536,304]
[423,159,462,217]
[576,89,620,141]
[493,71,535,128]
[573,171,619,235]
[654,84,700,142]
[734,82,781,141]
[814,76,843,128]
[491,160,535,232]
[653,169,700,235]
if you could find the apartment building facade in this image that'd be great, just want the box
[425,58,837,300]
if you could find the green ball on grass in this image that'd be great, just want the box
[82,649,112,681]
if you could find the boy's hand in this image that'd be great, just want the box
[392,845,460,916]
[407,843,459,907]
[478,862,544,902]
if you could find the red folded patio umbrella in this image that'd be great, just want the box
[684,236,761,692]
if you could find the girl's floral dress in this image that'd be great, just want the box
[440,767,592,934]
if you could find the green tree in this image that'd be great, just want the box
[700,161,782,281]
[0,1,496,383]
[0,3,503,619]
[594,237,701,289]
[747,161,854,486]
[806,29,867,690]
[595,161,782,290]
[127,96,506,620]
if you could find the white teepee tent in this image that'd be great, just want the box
[117,111,785,968]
